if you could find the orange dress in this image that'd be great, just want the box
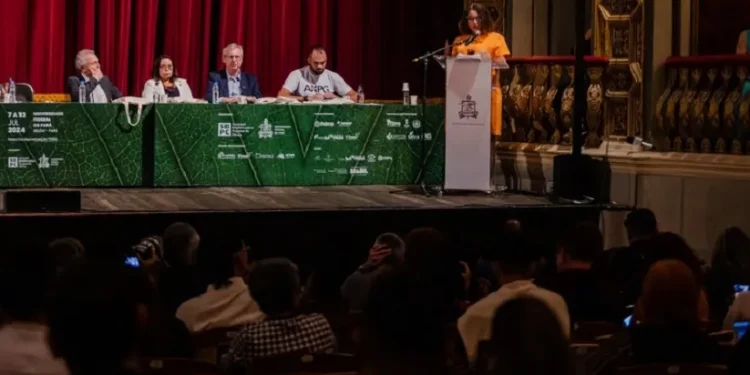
[452,32,511,137]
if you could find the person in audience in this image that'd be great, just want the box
[47,237,85,273]
[67,49,122,103]
[47,259,152,375]
[205,43,261,103]
[341,232,405,313]
[278,45,357,102]
[475,298,574,375]
[706,227,750,321]
[599,208,659,306]
[404,227,468,318]
[359,267,469,375]
[157,222,203,315]
[458,232,570,364]
[176,238,263,333]
[729,326,750,375]
[141,55,194,100]
[548,222,622,323]
[737,30,750,98]
[470,219,523,300]
[0,242,68,375]
[226,258,336,370]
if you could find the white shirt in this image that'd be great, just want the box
[0,323,69,375]
[282,67,352,98]
[176,277,264,333]
[82,76,108,103]
[141,78,194,100]
[457,279,570,363]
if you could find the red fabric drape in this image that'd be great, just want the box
[0,0,463,99]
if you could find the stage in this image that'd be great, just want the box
[1,185,588,216]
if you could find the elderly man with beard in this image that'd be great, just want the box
[278,45,357,102]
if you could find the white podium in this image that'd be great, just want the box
[444,55,493,192]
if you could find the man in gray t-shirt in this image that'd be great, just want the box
[278,46,357,102]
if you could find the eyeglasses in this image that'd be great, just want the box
[467,16,481,22]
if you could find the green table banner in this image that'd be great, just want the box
[0,103,147,187]
[154,104,445,186]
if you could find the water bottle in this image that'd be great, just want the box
[402,82,409,106]
[357,85,365,103]
[211,82,219,104]
[8,78,16,104]
[78,81,86,103]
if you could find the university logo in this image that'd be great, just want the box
[38,154,50,169]
[459,95,479,119]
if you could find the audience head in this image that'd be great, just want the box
[48,236,85,272]
[222,43,244,73]
[162,222,200,268]
[75,49,100,76]
[638,259,700,327]
[248,258,301,316]
[711,227,750,282]
[643,232,703,284]
[488,232,535,281]
[368,232,405,267]
[625,209,658,244]
[476,298,573,375]
[461,2,494,35]
[556,221,603,269]
[47,259,152,374]
[202,236,248,289]
[0,242,56,322]
[307,45,328,74]
[152,54,178,83]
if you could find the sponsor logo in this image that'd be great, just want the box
[349,167,368,175]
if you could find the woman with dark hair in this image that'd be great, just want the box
[452,3,510,140]
[141,54,194,101]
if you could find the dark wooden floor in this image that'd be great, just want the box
[0,185,559,215]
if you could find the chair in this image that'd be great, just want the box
[13,83,33,102]
[617,364,727,375]
[573,321,623,342]
[250,353,359,375]
[192,327,241,364]
[141,358,218,375]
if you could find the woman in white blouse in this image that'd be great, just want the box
[142,55,193,100]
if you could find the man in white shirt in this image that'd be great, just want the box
[278,46,357,102]
[458,232,570,364]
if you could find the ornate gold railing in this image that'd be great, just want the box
[655,55,750,154]
[500,56,610,147]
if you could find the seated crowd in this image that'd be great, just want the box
[1,211,750,375]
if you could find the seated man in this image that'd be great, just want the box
[205,43,261,103]
[278,45,357,102]
[67,49,122,103]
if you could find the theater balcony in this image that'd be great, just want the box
[499,56,611,147]
[655,55,750,154]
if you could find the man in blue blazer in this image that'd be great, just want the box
[205,43,262,103]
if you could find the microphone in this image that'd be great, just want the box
[626,136,653,150]
[463,30,481,46]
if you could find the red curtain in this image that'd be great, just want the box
[0,0,463,99]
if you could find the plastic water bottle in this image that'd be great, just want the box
[402,82,409,106]
[211,82,219,104]
[357,85,365,103]
[8,78,16,104]
[78,81,86,103]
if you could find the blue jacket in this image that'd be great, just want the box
[204,70,262,101]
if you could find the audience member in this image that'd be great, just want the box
[158,222,203,315]
[706,227,750,320]
[587,260,724,374]
[547,222,622,323]
[475,298,574,375]
[176,238,263,333]
[0,243,68,375]
[47,259,152,375]
[341,232,405,313]
[470,219,523,300]
[360,267,469,375]
[47,237,85,273]
[458,232,569,363]
[226,258,336,370]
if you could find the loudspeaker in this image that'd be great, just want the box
[552,154,611,203]
[3,190,81,213]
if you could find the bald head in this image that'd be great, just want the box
[640,260,700,326]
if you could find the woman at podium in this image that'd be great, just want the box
[452,3,510,140]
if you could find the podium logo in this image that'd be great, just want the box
[459,95,479,119]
